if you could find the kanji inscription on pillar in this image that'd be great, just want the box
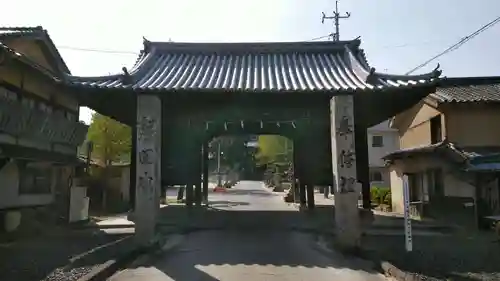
[330,95,358,194]
[138,148,154,164]
[138,116,157,142]
[138,171,155,201]
[135,95,162,245]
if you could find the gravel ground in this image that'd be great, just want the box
[0,230,132,281]
[361,231,500,281]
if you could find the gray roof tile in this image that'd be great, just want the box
[66,39,440,93]
[431,77,500,103]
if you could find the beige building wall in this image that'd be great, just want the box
[446,106,500,146]
[398,103,443,149]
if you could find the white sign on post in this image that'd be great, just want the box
[402,174,413,252]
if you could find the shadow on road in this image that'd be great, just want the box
[118,204,380,281]
[130,229,381,281]
[0,228,131,281]
[149,201,497,281]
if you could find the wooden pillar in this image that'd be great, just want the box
[292,144,300,203]
[185,157,194,207]
[299,181,307,207]
[355,123,371,209]
[184,138,196,207]
[186,182,194,207]
[135,94,162,246]
[194,145,202,206]
[330,94,361,249]
[295,139,307,207]
[307,184,315,209]
[202,141,209,203]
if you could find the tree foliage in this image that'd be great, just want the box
[255,135,293,166]
[209,136,256,172]
[86,113,131,166]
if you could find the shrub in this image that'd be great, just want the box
[371,186,391,205]
[383,191,391,205]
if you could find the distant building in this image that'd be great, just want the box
[367,120,399,188]
[385,76,500,226]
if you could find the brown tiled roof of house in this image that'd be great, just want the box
[0,26,70,75]
[430,76,500,103]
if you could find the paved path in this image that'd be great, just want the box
[109,181,387,281]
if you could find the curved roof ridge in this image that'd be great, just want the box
[142,38,362,54]
[370,64,442,82]
[64,72,123,82]
[343,44,371,83]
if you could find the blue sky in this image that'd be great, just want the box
[1,0,499,124]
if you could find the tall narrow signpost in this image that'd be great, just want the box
[402,174,413,252]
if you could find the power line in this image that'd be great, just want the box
[55,26,496,60]
[406,15,500,75]
[308,34,333,41]
[57,45,139,55]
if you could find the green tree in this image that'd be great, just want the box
[86,113,131,166]
[255,135,293,166]
[209,136,255,171]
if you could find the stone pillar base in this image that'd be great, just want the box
[334,192,361,249]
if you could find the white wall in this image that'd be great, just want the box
[367,120,400,167]
[0,160,54,209]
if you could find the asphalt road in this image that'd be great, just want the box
[109,181,388,281]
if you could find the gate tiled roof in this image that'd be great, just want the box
[66,38,440,93]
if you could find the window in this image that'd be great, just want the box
[370,171,383,182]
[18,162,52,194]
[430,115,442,144]
[372,135,384,147]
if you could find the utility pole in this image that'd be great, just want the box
[321,1,351,41]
